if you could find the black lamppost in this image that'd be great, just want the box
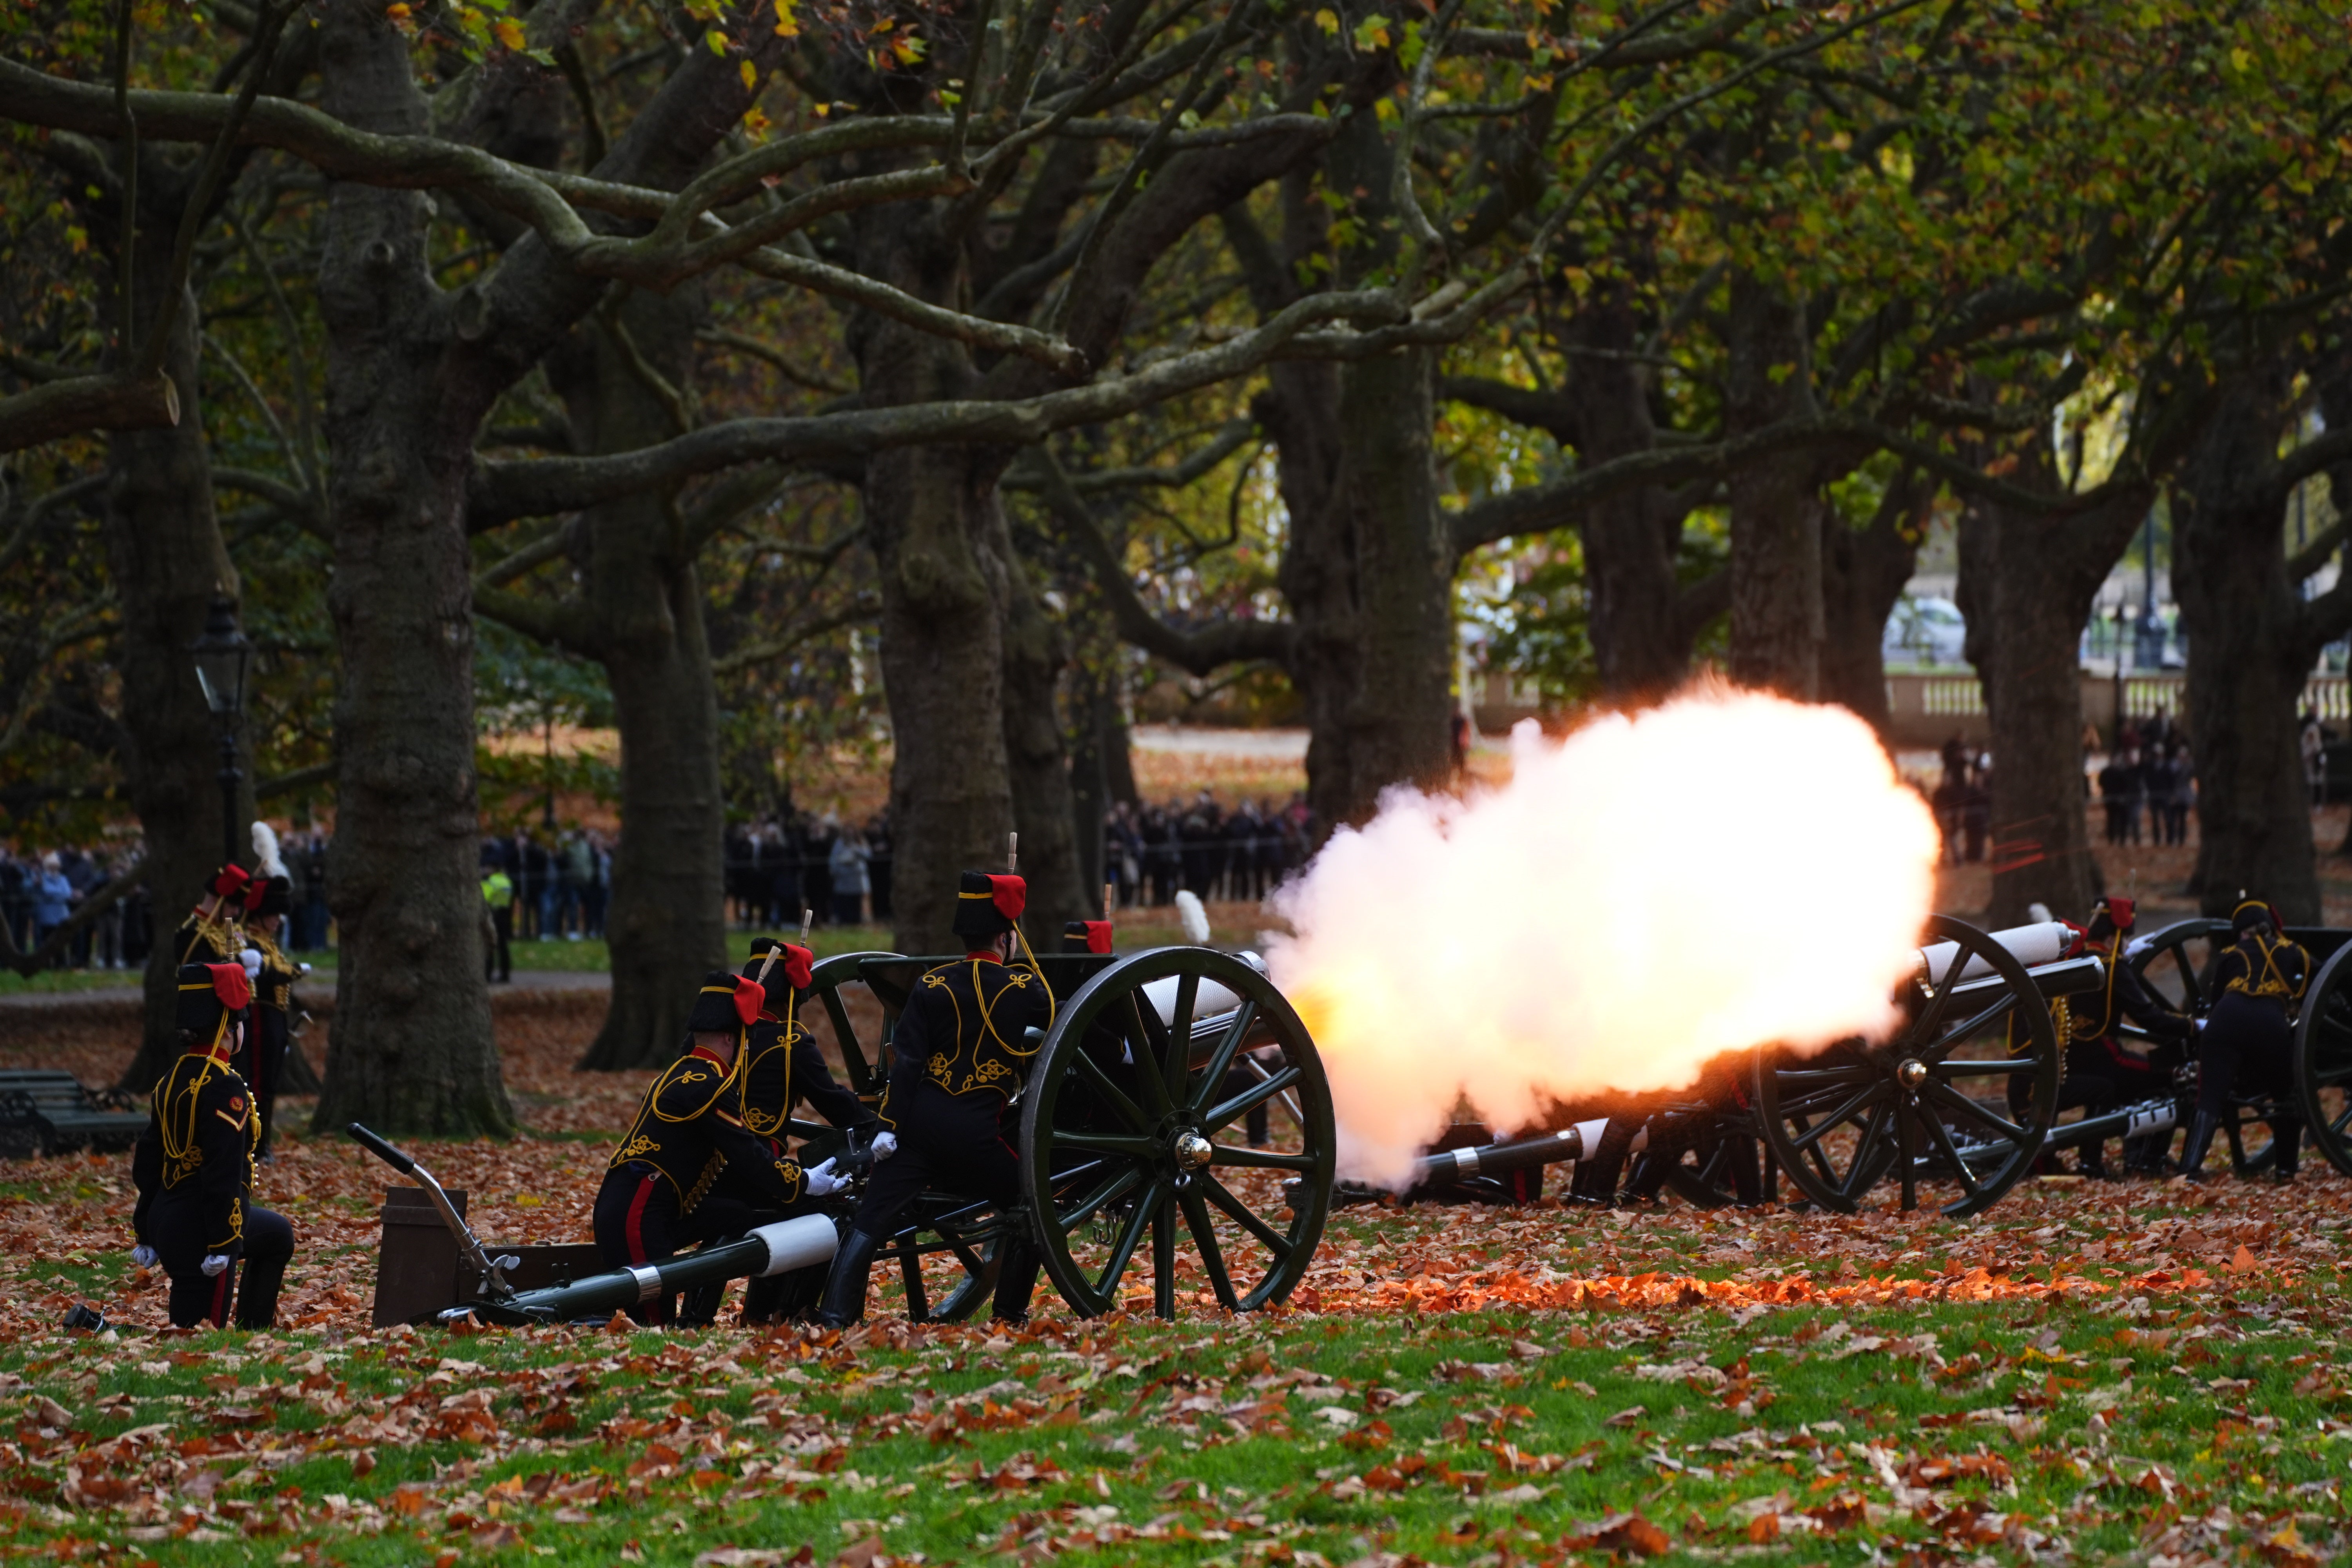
[189,595,254,868]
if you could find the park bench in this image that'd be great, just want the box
[0,1070,147,1159]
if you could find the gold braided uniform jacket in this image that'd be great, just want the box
[245,930,298,1015]
[176,908,242,967]
[130,1051,257,1256]
[609,1046,806,1215]
[877,956,1051,1127]
[2215,933,2310,1010]
[740,1012,873,1144]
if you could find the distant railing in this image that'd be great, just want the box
[1884,669,2352,748]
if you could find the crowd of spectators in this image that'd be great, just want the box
[479,827,612,944]
[2097,715,2196,847]
[2,830,333,970]
[1104,791,1314,907]
[722,810,891,929]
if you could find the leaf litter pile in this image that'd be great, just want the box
[4,1004,2351,1565]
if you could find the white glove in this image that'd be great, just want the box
[130,1244,157,1269]
[200,1254,231,1278]
[239,948,263,982]
[297,962,312,976]
[802,1158,846,1198]
[869,1130,898,1162]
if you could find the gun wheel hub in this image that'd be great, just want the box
[1172,1130,1215,1171]
[1896,1058,1929,1089]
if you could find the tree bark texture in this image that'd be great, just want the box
[1272,347,1455,829]
[1958,460,2148,927]
[1818,475,1925,734]
[993,499,1089,938]
[549,287,730,1070]
[1564,294,1703,701]
[309,0,509,1136]
[103,215,257,1094]
[846,194,1018,952]
[1724,274,1823,699]
[2175,377,2321,922]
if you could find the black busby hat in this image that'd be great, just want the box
[743,936,814,992]
[1062,919,1113,955]
[953,869,1025,941]
[2231,896,2283,935]
[688,970,763,1034]
[246,875,291,919]
[176,961,250,1039]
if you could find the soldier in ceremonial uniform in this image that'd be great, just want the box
[2054,896,2192,1176]
[237,824,305,1162]
[2178,897,2310,1181]
[701,937,878,1324]
[177,863,250,966]
[815,871,1053,1328]
[129,963,296,1328]
[592,971,846,1325]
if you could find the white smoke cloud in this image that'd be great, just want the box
[1265,687,1940,1187]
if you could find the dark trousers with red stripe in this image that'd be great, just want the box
[848,1086,1042,1322]
[158,1205,294,1329]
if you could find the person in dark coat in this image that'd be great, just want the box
[2043,896,2193,1176]
[677,938,877,1324]
[815,871,1053,1327]
[129,963,295,1328]
[236,831,303,1162]
[2177,897,2310,1182]
[591,971,844,1324]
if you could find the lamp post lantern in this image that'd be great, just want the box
[189,595,254,868]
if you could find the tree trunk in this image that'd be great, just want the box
[1724,274,1823,698]
[1066,667,1109,912]
[2175,379,2319,920]
[994,499,1089,938]
[552,287,731,1071]
[1960,459,2147,927]
[103,213,256,1094]
[1564,291,1697,701]
[308,0,508,1136]
[1818,477,1925,733]
[1275,347,1455,828]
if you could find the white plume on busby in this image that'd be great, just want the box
[250,819,288,880]
[1175,889,1211,946]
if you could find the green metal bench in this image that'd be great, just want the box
[0,1069,147,1158]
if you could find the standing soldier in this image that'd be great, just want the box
[815,871,1053,1328]
[177,863,249,965]
[592,971,846,1325]
[2178,897,2310,1182]
[238,824,304,1162]
[129,963,296,1328]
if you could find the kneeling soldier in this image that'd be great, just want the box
[2178,897,2310,1181]
[130,963,296,1329]
[592,971,844,1325]
[815,871,1052,1327]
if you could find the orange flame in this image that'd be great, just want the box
[1267,687,1940,1187]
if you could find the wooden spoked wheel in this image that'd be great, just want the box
[1020,947,1335,1319]
[1753,915,2060,1219]
[1635,1103,1776,1209]
[799,951,1000,1322]
[2128,919,2281,1176]
[2295,940,2352,1179]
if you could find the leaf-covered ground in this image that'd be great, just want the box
[7,989,2351,1565]
[4,1124,2348,1568]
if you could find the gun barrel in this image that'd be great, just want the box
[2041,1096,2178,1153]
[445,1214,838,1327]
[1410,1127,1588,1185]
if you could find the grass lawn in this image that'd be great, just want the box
[2,1132,2345,1567]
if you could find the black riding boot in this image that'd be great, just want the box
[2272,1118,2301,1183]
[991,1240,1042,1326]
[814,1229,882,1328]
[2076,1140,2109,1180]
[2174,1111,2220,1180]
